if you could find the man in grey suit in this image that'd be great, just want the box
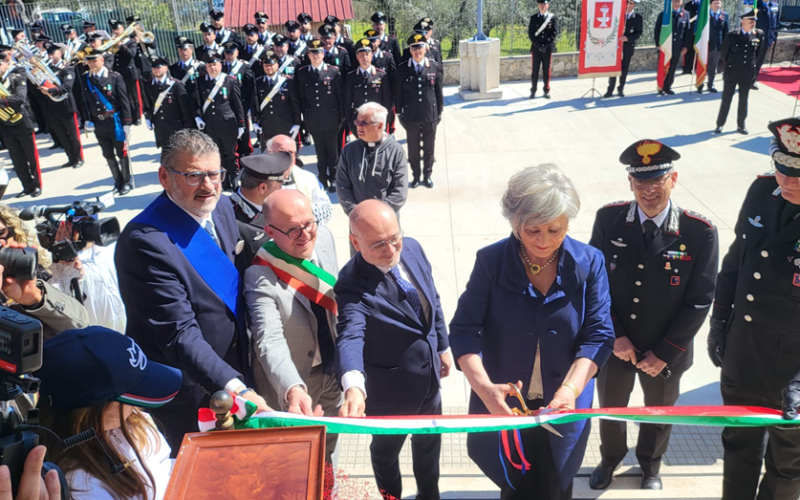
[244,189,342,461]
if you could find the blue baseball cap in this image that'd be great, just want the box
[37,327,182,411]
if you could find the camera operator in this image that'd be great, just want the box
[0,206,88,338]
[0,445,61,500]
[37,327,182,500]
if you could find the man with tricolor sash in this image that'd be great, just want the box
[244,189,340,462]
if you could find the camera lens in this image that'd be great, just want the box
[0,247,38,281]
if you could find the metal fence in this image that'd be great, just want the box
[0,0,785,63]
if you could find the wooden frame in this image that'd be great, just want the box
[164,425,326,500]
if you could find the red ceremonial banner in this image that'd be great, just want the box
[578,0,627,78]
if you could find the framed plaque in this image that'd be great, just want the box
[165,426,326,500]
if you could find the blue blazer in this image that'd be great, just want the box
[335,237,449,415]
[709,11,729,51]
[449,235,614,491]
[115,193,250,446]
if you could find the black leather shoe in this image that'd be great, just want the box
[657,89,665,96]
[543,92,551,99]
[665,89,675,95]
[49,143,61,150]
[15,190,28,199]
[327,181,336,193]
[118,183,133,196]
[72,160,84,169]
[750,83,759,90]
[641,475,662,490]
[528,92,536,99]
[60,161,72,168]
[709,86,718,93]
[603,90,614,98]
[713,126,723,134]
[697,84,705,93]
[423,177,433,188]
[30,187,42,198]
[617,89,625,97]
[34,129,48,135]
[589,464,615,490]
[410,178,421,189]
[737,127,749,135]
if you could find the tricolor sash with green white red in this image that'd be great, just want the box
[252,241,337,315]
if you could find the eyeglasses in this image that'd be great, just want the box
[354,119,379,127]
[367,231,404,251]
[0,226,15,240]
[631,174,671,190]
[269,220,319,240]
[167,167,227,186]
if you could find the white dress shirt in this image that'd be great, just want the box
[637,200,671,232]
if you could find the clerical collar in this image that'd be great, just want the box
[365,134,386,148]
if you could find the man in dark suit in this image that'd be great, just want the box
[713,10,765,135]
[605,0,643,98]
[116,129,271,455]
[654,0,692,95]
[753,0,779,88]
[337,199,453,500]
[142,56,193,148]
[589,140,718,491]
[528,0,558,99]
[706,0,729,93]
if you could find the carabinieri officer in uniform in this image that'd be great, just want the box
[142,56,193,149]
[589,140,718,491]
[708,117,800,500]
[81,48,134,196]
[527,0,558,99]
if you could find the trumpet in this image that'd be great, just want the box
[98,21,137,54]
[0,79,23,124]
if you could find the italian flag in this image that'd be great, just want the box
[694,0,710,88]
[657,0,673,91]
[198,393,259,432]
[252,241,337,314]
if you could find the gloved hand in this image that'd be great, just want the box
[782,377,800,420]
[85,121,95,133]
[289,124,300,138]
[707,317,727,368]
[252,123,262,135]
[238,127,245,139]
[195,116,206,130]
[123,125,131,142]
[145,119,153,131]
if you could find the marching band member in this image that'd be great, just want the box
[42,42,84,169]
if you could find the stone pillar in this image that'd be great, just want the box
[458,38,502,101]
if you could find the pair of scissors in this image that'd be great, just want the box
[507,383,563,438]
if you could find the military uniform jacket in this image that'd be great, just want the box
[44,63,78,114]
[713,175,800,397]
[336,35,356,65]
[757,1,779,46]
[252,73,301,131]
[134,38,157,78]
[191,71,245,125]
[112,40,140,81]
[622,12,644,48]
[81,69,132,129]
[223,59,255,112]
[709,11,729,51]
[589,200,718,370]
[277,55,301,80]
[395,57,443,124]
[720,29,766,83]
[528,12,558,52]
[169,59,205,86]
[372,48,398,87]
[400,45,443,68]
[655,10,693,51]
[142,77,193,129]
[0,71,33,134]
[296,63,344,131]
[345,66,392,126]
[215,29,243,48]
[287,39,307,58]
[684,0,701,31]
[324,46,351,77]
[238,43,266,65]
[378,33,402,64]
[197,43,223,63]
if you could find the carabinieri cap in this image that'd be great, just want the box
[240,152,293,181]
[407,33,428,47]
[356,38,373,52]
[768,118,800,177]
[620,140,680,179]
[307,37,324,52]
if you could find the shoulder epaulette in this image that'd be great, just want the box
[684,209,715,228]
[757,170,776,178]
[602,200,631,208]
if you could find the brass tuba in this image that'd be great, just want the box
[0,79,24,124]
[13,43,67,102]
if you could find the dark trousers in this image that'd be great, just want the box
[662,50,682,92]
[370,389,441,500]
[683,42,696,73]
[531,48,553,93]
[204,118,238,187]
[404,120,436,180]
[753,41,772,84]
[716,78,750,128]
[28,91,48,132]
[707,49,721,87]
[48,112,83,163]
[608,44,635,92]
[236,116,253,159]
[126,78,142,121]
[3,131,40,192]
[95,127,131,188]
[596,358,683,477]
[500,398,574,500]
[721,379,800,500]
[309,128,339,186]
[154,123,182,149]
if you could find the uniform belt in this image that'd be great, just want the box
[96,111,115,121]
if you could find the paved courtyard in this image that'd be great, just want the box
[5,68,796,499]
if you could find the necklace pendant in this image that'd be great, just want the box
[530,264,541,275]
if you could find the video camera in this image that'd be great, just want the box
[20,199,120,263]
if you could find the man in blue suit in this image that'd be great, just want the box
[753,0,779,88]
[336,199,453,500]
[706,0,729,93]
[116,129,270,455]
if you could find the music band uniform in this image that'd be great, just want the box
[0,57,42,196]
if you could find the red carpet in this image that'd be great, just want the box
[758,66,800,99]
